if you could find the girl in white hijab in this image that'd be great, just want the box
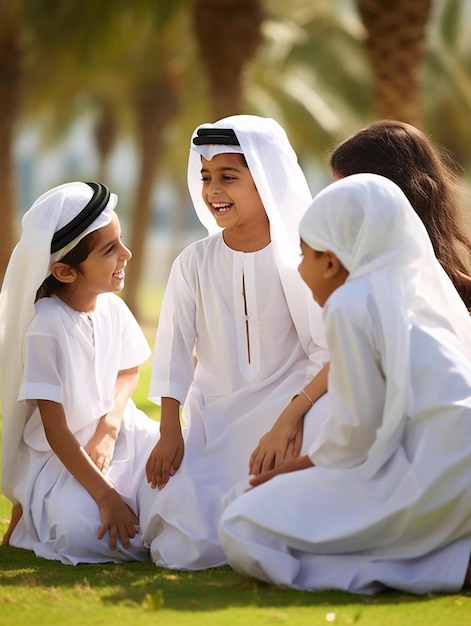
[138,115,329,569]
[0,182,158,564]
[219,173,471,594]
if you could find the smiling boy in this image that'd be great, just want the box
[138,115,330,570]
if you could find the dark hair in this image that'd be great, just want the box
[239,154,248,168]
[330,120,471,309]
[36,230,100,301]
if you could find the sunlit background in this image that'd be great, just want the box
[1,0,470,321]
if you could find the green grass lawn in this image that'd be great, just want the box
[1,288,471,625]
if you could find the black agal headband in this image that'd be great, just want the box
[192,127,240,146]
[50,182,110,253]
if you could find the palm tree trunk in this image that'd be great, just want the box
[357,0,432,125]
[0,1,22,283]
[192,0,265,119]
[124,70,179,320]
[93,99,118,185]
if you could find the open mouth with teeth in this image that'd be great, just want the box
[212,202,232,214]
[113,269,125,280]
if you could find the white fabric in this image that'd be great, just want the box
[299,173,471,475]
[0,182,116,502]
[140,236,330,568]
[49,186,116,265]
[192,143,244,161]
[140,116,330,569]
[9,293,159,564]
[219,173,471,593]
[189,114,327,350]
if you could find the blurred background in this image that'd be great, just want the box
[1,0,471,323]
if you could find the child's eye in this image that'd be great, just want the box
[222,175,236,182]
[105,244,115,254]
[201,176,211,183]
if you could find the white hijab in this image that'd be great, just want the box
[188,114,327,353]
[299,173,471,476]
[0,182,117,502]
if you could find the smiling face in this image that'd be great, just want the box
[200,153,269,246]
[77,213,131,294]
[298,239,349,307]
[52,213,132,311]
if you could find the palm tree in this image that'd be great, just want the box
[355,0,433,125]
[0,0,192,315]
[423,0,471,173]
[191,0,266,118]
[244,0,371,162]
[4,0,467,296]
[0,0,132,282]
[0,1,22,282]
[33,0,192,319]
[114,3,191,317]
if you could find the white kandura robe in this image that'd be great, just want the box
[9,293,159,565]
[138,234,329,569]
[219,277,471,594]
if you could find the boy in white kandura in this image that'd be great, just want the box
[139,115,330,570]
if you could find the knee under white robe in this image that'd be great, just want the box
[219,277,471,594]
[138,234,328,569]
[9,293,159,565]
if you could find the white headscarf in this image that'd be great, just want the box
[299,172,471,475]
[188,114,327,352]
[0,182,117,502]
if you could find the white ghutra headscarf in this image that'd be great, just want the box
[299,172,471,476]
[188,114,327,360]
[0,182,117,502]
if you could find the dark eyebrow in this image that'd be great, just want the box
[97,237,117,253]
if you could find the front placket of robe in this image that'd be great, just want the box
[233,251,261,381]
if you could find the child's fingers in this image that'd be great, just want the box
[96,454,111,473]
[173,446,184,471]
[146,454,163,489]
[291,428,303,458]
[97,520,118,550]
[249,468,276,487]
[118,519,138,549]
[274,449,287,468]
[147,443,183,488]
[109,525,119,550]
[250,446,267,475]
[248,446,260,474]
[161,446,184,487]
[260,452,275,474]
[97,521,107,540]
[97,522,132,551]
[157,459,172,490]
[159,457,178,489]
[145,458,153,485]
[249,451,264,475]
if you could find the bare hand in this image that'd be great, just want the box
[96,489,139,550]
[249,455,314,488]
[249,413,304,476]
[85,432,116,474]
[146,430,184,490]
